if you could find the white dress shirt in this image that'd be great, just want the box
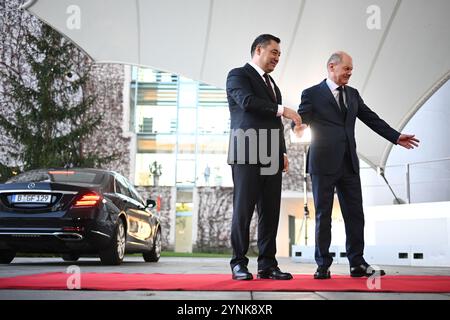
[248,61,284,117]
[326,78,347,108]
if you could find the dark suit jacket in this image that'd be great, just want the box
[298,80,400,175]
[226,63,286,166]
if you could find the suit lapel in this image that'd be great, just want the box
[245,63,278,102]
[319,80,342,117]
[344,88,355,119]
[269,74,282,104]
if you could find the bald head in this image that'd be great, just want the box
[327,51,353,86]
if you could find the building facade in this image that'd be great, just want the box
[128,66,308,255]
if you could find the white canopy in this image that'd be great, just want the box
[22,0,450,169]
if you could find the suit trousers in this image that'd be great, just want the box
[230,164,282,271]
[310,149,366,268]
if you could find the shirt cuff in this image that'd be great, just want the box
[276,105,284,117]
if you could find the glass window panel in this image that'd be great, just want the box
[138,68,157,83]
[136,105,177,134]
[160,73,173,83]
[135,153,176,186]
[198,107,230,134]
[176,159,196,185]
[198,84,228,108]
[177,109,197,134]
[177,135,196,154]
[196,154,232,187]
[137,134,176,153]
[197,135,228,154]
[132,67,233,187]
[135,83,178,106]
[131,66,138,81]
[178,82,197,108]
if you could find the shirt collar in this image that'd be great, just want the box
[248,61,266,78]
[326,78,340,92]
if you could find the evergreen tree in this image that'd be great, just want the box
[0,3,114,182]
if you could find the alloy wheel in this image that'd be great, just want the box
[116,222,126,259]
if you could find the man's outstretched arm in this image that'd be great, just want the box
[397,134,420,149]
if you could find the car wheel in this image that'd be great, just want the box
[0,250,16,264]
[143,228,161,262]
[62,253,80,262]
[99,219,126,265]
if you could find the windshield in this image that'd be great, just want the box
[6,169,106,185]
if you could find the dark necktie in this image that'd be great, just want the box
[336,86,347,118]
[263,73,276,102]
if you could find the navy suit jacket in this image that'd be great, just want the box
[226,63,286,166]
[298,80,400,175]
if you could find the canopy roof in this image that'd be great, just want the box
[22,0,450,168]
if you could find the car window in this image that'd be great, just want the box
[128,184,144,205]
[6,169,105,185]
[48,171,102,184]
[103,175,115,193]
[119,175,144,205]
[115,176,132,198]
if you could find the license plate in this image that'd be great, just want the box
[11,194,51,204]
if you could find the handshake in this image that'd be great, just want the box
[282,107,308,138]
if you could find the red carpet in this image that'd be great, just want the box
[0,273,449,293]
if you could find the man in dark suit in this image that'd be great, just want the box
[294,51,419,279]
[226,34,301,280]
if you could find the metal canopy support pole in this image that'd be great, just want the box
[406,163,411,204]
[302,144,310,246]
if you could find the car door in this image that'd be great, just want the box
[113,175,145,248]
[127,182,156,244]
[125,180,154,244]
[116,175,152,247]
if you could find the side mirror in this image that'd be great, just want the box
[146,199,156,209]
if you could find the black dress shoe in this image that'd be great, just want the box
[350,264,386,277]
[314,267,331,279]
[257,266,293,280]
[232,264,253,280]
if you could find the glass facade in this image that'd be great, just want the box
[131,67,232,187]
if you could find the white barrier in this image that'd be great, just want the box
[292,202,450,267]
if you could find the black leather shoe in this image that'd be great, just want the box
[232,264,253,280]
[314,267,331,279]
[257,267,293,280]
[350,264,386,277]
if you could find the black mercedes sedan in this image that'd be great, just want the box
[0,168,161,265]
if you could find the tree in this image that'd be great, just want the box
[0,1,115,182]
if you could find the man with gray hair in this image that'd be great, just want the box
[293,51,419,279]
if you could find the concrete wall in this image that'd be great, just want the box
[135,186,177,251]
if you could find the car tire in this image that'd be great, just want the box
[62,253,80,262]
[99,219,126,265]
[0,250,16,264]
[143,228,161,262]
